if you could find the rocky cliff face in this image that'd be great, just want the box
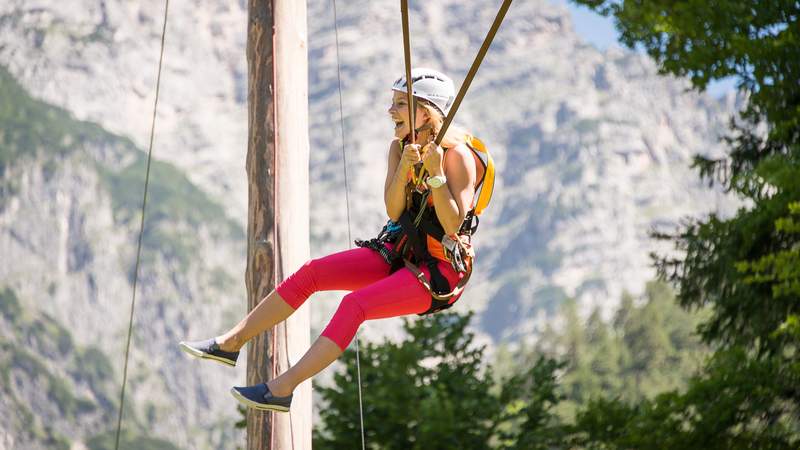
[0,67,246,448]
[2,0,737,447]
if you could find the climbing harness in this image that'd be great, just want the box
[355,134,495,314]
[356,0,509,316]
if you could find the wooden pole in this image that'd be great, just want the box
[246,0,311,449]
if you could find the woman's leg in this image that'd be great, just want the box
[215,247,393,352]
[267,336,342,397]
[215,290,295,352]
[265,260,463,396]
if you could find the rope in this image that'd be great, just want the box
[401,0,415,146]
[113,1,170,449]
[409,0,513,215]
[434,0,514,147]
[332,1,367,449]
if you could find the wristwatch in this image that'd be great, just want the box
[426,175,447,188]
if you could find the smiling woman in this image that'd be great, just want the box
[179,0,511,416]
[179,67,494,413]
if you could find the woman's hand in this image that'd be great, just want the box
[421,140,444,176]
[400,143,422,171]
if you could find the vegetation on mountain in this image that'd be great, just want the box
[1,287,180,449]
[0,65,244,447]
[0,64,242,265]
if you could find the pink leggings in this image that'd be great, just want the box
[276,246,464,351]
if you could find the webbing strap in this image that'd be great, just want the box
[405,259,472,302]
[434,0,514,147]
[400,0,415,146]
[397,211,429,263]
[397,210,473,310]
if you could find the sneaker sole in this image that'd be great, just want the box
[179,342,237,367]
[230,388,290,413]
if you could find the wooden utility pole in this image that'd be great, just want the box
[246,0,311,449]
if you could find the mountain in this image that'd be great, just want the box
[1,0,738,446]
[0,65,245,449]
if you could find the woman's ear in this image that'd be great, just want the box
[419,107,430,122]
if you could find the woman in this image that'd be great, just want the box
[180,68,483,412]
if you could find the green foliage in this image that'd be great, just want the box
[529,282,707,417]
[570,1,800,447]
[494,357,567,450]
[314,313,560,449]
[656,153,800,352]
[737,200,800,300]
[571,348,800,450]
[0,286,22,323]
[315,312,521,449]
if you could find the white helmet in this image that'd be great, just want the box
[392,68,455,116]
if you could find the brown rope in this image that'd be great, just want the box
[435,0,514,147]
[113,1,170,449]
[400,0,415,146]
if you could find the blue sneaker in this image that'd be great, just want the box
[230,383,293,412]
[179,338,239,367]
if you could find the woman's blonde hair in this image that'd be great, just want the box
[419,101,471,148]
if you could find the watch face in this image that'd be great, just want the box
[427,176,445,188]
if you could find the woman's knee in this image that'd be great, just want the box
[338,293,367,324]
[275,259,321,309]
[320,293,367,351]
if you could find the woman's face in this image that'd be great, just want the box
[388,91,429,139]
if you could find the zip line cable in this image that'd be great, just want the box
[434,0,513,147]
[113,1,170,449]
[332,1,367,449]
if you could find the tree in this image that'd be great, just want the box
[532,282,706,413]
[570,1,800,446]
[313,312,502,449]
[313,311,569,449]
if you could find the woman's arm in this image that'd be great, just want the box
[384,139,410,221]
[424,143,477,235]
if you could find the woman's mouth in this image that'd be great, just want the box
[393,119,404,130]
